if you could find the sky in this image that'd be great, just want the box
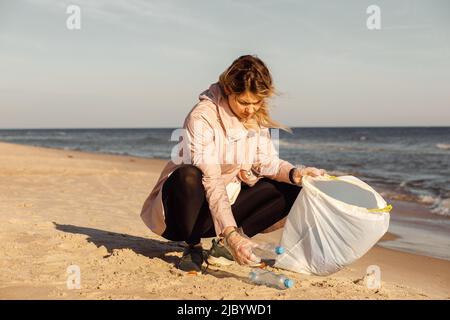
[0,0,449,128]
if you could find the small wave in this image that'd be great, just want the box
[418,195,435,205]
[430,198,450,217]
[379,191,450,217]
[379,190,418,202]
[436,143,450,150]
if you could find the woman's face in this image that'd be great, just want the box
[227,91,263,121]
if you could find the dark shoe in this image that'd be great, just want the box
[206,238,235,266]
[178,245,204,275]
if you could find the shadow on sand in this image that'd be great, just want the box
[53,222,250,282]
[53,222,185,266]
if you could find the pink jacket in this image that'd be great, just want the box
[140,83,296,237]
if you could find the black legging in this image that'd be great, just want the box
[161,165,302,245]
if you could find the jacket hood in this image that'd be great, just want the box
[198,82,225,106]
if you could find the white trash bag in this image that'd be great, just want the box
[274,175,391,276]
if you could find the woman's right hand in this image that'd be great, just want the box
[292,166,327,185]
[223,228,259,265]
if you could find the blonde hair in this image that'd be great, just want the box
[218,55,292,133]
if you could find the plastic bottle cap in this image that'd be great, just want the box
[275,246,285,255]
[284,279,294,288]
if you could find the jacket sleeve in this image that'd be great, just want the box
[252,127,295,184]
[184,113,237,236]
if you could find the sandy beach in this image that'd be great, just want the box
[0,141,449,300]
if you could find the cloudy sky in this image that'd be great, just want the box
[1,0,449,128]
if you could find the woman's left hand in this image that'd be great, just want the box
[238,169,258,186]
[292,166,327,185]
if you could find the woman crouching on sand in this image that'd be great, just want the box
[141,55,327,274]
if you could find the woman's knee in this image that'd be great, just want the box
[173,165,203,190]
[281,183,302,212]
[284,182,302,198]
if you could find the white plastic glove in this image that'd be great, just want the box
[238,169,258,187]
[292,166,327,184]
[223,228,260,265]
